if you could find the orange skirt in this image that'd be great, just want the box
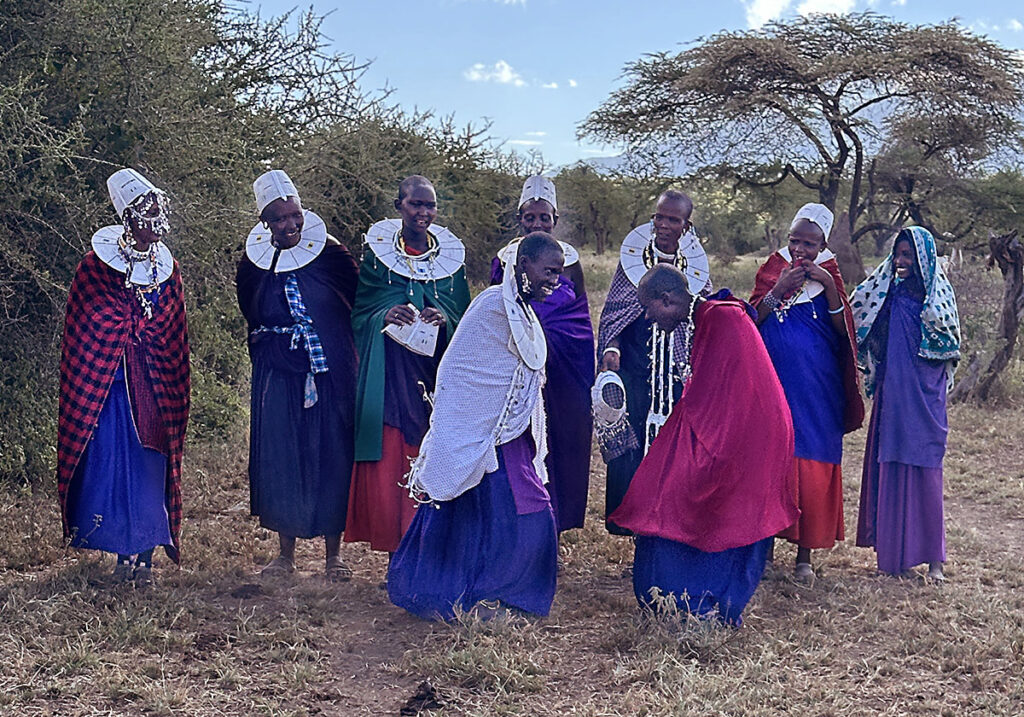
[344,425,419,553]
[778,457,845,549]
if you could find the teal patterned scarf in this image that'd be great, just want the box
[850,226,960,396]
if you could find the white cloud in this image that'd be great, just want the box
[797,0,855,15]
[892,0,907,6]
[464,60,527,87]
[568,79,578,88]
[525,131,547,137]
[581,149,606,155]
[745,0,791,28]
[1009,18,1023,31]
[509,139,543,146]
[542,81,559,89]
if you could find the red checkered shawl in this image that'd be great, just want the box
[57,251,190,563]
[750,251,864,433]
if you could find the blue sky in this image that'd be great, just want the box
[256,0,1024,167]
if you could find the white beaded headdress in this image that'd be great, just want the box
[253,170,299,215]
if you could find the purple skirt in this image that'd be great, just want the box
[857,402,946,574]
[387,433,558,621]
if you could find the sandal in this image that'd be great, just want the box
[794,562,814,580]
[325,556,352,582]
[260,556,296,578]
[133,564,155,588]
[111,560,134,584]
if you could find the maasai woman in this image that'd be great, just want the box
[610,265,797,626]
[751,203,865,579]
[490,176,595,533]
[58,168,190,586]
[236,170,359,581]
[852,227,959,580]
[388,232,562,621]
[346,176,471,562]
[596,190,711,535]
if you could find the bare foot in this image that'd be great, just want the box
[927,563,946,581]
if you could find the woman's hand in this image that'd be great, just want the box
[601,349,621,372]
[419,307,446,326]
[384,304,417,327]
[773,262,808,297]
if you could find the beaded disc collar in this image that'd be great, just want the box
[620,223,710,294]
[91,226,174,285]
[496,238,579,268]
[246,210,328,272]
[363,218,465,281]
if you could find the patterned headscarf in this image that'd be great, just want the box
[850,226,960,395]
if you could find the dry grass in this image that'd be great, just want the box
[2,253,1023,715]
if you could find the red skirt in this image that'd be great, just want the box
[778,457,845,549]
[344,425,419,552]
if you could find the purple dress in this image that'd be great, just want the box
[856,283,948,573]
[490,258,595,532]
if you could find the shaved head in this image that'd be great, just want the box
[397,175,434,201]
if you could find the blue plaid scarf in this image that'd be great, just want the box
[252,274,328,407]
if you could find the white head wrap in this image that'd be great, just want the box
[790,203,834,241]
[106,168,160,217]
[253,170,299,215]
[519,175,557,212]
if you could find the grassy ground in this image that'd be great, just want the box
[2,251,1023,716]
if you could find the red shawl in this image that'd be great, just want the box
[750,252,865,433]
[609,299,798,552]
[58,252,190,563]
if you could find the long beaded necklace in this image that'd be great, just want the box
[642,238,694,453]
[117,234,160,320]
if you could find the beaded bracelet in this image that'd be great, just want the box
[762,291,782,310]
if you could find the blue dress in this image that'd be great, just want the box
[67,364,171,554]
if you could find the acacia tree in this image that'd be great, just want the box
[581,13,1024,273]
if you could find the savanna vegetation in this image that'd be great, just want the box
[1,3,1023,714]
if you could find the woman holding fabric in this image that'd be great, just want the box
[388,232,563,621]
[345,176,471,561]
[490,176,595,533]
[750,203,864,579]
[58,168,190,586]
[237,170,359,581]
[852,227,959,580]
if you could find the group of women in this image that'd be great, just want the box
[57,166,957,625]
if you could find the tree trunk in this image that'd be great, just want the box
[764,223,781,253]
[949,230,1024,403]
[829,211,867,285]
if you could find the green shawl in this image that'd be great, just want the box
[352,250,470,461]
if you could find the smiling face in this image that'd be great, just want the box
[261,196,304,249]
[519,246,564,300]
[519,198,556,235]
[893,238,917,280]
[787,218,825,263]
[651,195,692,255]
[396,183,438,239]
